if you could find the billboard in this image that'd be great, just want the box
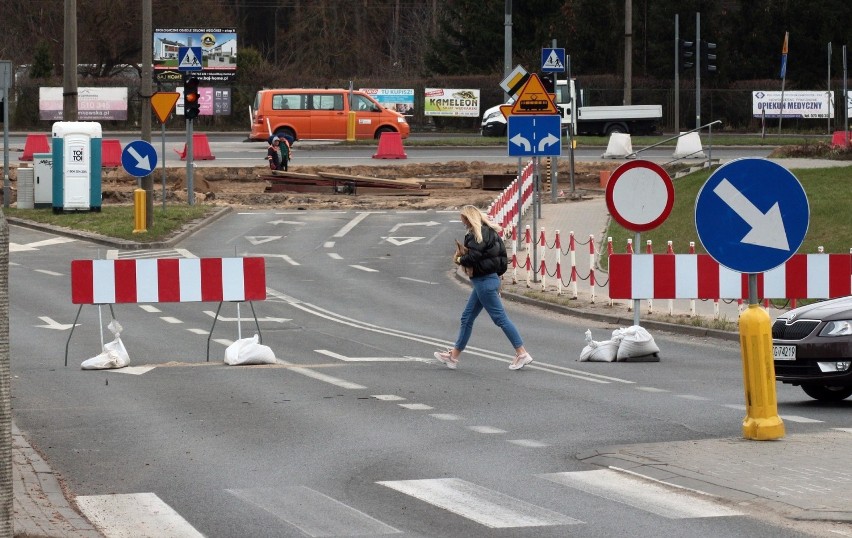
[361,88,415,115]
[154,28,237,83]
[424,88,480,117]
[39,87,128,121]
[752,90,834,119]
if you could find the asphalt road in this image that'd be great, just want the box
[8,210,849,537]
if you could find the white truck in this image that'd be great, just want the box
[481,78,663,137]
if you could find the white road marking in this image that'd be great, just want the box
[350,264,379,272]
[186,328,209,335]
[213,338,233,346]
[372,395,406,401]
[377,478,581,528]
[256,253,300,265]
[637,387,669,393]
[399,277,437,284]
[398,403,433,410]
[316,350,428,362]
[507,439,549,448]
[469,426,506,434]
[160,316,182,324]
[723,404,745,411]
[385,237,422,246]
[228,486,400,537]
[277,360,367,390]
[76,492,204,537]
[835,428,852,434]
[779,415,823,423]
[139,305,161,313]
[430,413,463,421]
[676,394,710,401]
[539,469,743,518]
[333,212,374,238]
[328,253,343,260]
[324,241,335,248]
[35,316,75,330]
[34,269,62,276]
[245,236,281,245]
[9,237,76,253]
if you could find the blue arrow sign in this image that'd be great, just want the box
[541,48,566,72]
[507,115,562,157]
[695,158,809,273]
[121,140,158,177]
[178,47,203,72]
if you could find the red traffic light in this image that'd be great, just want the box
[184,77,200,120]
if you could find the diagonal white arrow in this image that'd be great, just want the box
[36,316,77,330]
[510,133,531,151]
[713,178,790,251]
[245,236,282,245]
[128,146,152,171]
[538,133,560,151]
[384,237,423,246]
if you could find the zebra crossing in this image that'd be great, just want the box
[75,468,742,537]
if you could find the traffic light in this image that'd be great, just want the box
[184,77,200,120]
[701,40,717,74]
[679,40,695,72]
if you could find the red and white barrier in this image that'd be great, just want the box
[609,253,852,300]
[71,257,267,304]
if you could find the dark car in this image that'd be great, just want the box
[772,295,852,401]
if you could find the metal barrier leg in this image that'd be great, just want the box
[207,302,223,362]
[248,301,262,344]
[64,305,84,367]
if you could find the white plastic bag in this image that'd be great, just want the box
[579,329,618,362]
[224,334,277,365]
[615,325,660,361]
[81,320,130,370]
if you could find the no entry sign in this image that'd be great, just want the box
[605,160,675,232]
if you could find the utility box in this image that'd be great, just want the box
[51,122,102,213]
[33,153,53,207]
[16,167,34,209]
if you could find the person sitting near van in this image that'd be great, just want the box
[267,136,290,171]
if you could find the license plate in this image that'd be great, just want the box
[773,345,796,361]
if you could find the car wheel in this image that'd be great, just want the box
[801,383,852,401]
[605,124,627,135]
[374,127,395,140]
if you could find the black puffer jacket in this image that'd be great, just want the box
[460,225,508,277]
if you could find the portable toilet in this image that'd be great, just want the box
[33,153,53,207]
[52,122,102,213]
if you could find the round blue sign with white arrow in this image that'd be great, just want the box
[121,140,158,177]
[695,158,809,274]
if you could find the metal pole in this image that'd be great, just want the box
[551,38,558,204]
[674,14,680,134]
[503,0,512,100]
[63,0,78,121]
[828,42,832,134]
[695,12,701,130]
[844,45,849,145]
[187,118,194,205]
[2,61,9,208]
[624,0,633,105]
[567,55,575,194]
[515,157,522,243]
[532,157,539,283]
[161,122,166,210]
[633,231,641,326]
[141,0,154,226]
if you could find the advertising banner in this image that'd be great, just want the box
[176,86,231,116]
[39,87,128,121]
[361,88,414,115]
[424,88,480,117]
[752,90,833,119]
[154,28,237,83]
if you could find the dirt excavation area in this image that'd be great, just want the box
[98,160,611,210]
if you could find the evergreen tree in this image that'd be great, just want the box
[30,42,53,79]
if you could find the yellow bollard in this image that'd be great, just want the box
[346,111,356,141]
[739,304,784,440]
[133,188,147,234]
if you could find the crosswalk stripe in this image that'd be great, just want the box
[377,478,581,528]
[539,469,743,519]
[228,486,400,537]
[76,492,204,537]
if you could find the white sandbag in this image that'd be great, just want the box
[579,329,618,362]
[615,325,660,360]
[81,320,130,370]
[224,334,277,365]
[601,133,633,158]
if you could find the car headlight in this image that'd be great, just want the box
[483,110,501,122]
[397,116,407,123]
[819,320,852,337]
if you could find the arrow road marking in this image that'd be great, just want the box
[316,349,432,362]
[538,133,560,151]
[389,221,439,233]
[245,236,282,245]
[385,237,423,246]
[128,146,152,171]
[713,178,790,251]
[510,133,531,151]
[35,316,77,330]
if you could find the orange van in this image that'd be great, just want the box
[249,88,410,142]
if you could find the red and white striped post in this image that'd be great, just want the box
[538,227,547,290]
[524,225,532,287]
[570,232,579,299]
[589,234,597,303]
[555,230,563,296]
[607,237,614,305]
[625,239,634,311]
[646,240,654,313]
[510,226,519,284]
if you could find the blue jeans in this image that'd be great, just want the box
[454,274,524,351]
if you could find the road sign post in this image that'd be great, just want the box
[151,92,180,210]
[696,158,810,441]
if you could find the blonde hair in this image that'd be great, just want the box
[460,205,501,243]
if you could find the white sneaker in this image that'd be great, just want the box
[434,349,457,369]
[509,352,533,370]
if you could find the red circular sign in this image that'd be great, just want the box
[605,160,674,232]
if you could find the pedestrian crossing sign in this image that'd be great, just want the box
[178,47,203,71]
[541,48,566,72]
